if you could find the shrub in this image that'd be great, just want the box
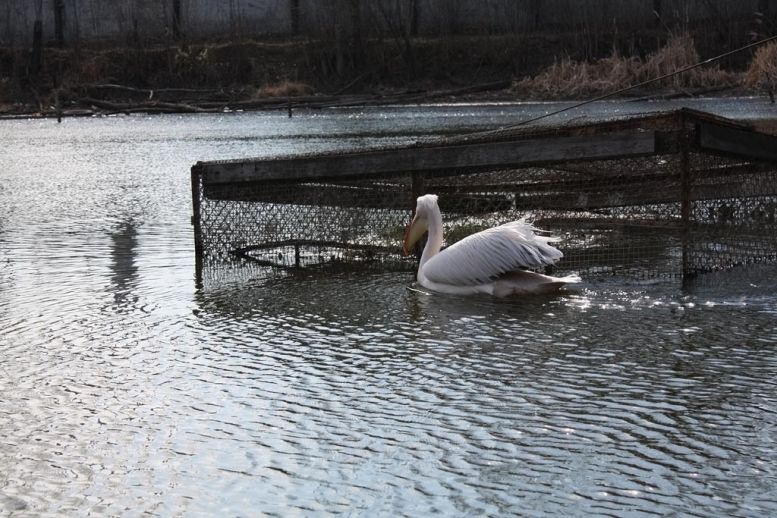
[514,33,736,99]
[745,41,777,102]
[255,80,313,98]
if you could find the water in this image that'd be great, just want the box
[1,100,777,516]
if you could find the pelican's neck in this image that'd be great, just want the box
[419,205,444,269]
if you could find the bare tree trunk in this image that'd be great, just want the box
[334,4,344,75]
[753,0,773,41]
[229,0,242,40]
[172,0,182,41]
[402,0,416,77]
[331,0,362,75]
[410,0,419,37]
[70,0,81,65]
[445,0,460,35]
[374,1,416,78]
[5,1,13,49]
[126,0,139,46]
[529,0,542,31]
[349,0,363,70]
[31,0,44,76]
[53,0,66,47]
[290,0,300,35]
[6,1,17,97]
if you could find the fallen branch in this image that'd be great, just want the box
[79,97,216,113]
[7,80,515,119]
[84,83,229,100]
[88,83,222,95]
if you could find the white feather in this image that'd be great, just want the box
[404,194,579,296]
[423,221,563,286]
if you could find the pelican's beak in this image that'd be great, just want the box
[402,215,427,256]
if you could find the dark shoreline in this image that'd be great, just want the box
[0,82,760,121]
[2,27,771,120]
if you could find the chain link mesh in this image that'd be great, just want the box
[193,111,777,284]
[198,174,416,272]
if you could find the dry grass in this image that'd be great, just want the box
[745,41,777,101]
[255,80,313,98]
[514,34,737,98]
[638,33,738,89]
[513,54,637,98]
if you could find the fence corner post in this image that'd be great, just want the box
[191,163,204,287]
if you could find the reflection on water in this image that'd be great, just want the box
[110,220,139,309]
[1,107,777,516]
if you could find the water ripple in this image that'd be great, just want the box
[2,113,777,516]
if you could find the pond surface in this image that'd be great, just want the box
[1,100,777,516]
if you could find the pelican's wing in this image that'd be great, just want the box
[423,221,563,286]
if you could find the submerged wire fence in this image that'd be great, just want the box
[192,109,777,286]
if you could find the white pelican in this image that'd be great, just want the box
[402,194,580,296]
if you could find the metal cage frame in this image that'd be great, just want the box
[191,109,777,285]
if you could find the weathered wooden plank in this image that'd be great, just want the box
[199,132,656,185]
[699,122,777,162]
[202,162,776,211]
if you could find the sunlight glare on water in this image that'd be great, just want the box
[1,104,776,516]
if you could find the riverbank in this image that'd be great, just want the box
[1,32,774,119]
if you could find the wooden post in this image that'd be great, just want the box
[680,124,693,279]
[55,88,62,123]
[191,164,204,287]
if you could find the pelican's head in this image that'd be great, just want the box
[402,194,438,255]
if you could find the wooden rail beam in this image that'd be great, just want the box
[699,122,777,162]
[198,132,656,185]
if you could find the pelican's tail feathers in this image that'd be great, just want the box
[493,271,581,297]
[553,273,582,284]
